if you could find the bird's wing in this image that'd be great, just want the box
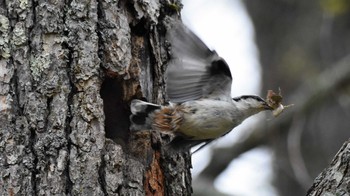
[166,21,232,103]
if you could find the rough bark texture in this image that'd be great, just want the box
[0,0,191,195]
[307,139,350,196]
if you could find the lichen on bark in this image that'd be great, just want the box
[1,0,192,195]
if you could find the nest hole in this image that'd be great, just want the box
[100,77,131,144]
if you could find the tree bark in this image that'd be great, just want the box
[307,139,350,195]
[0,0,191,195]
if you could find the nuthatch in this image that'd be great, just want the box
[130,21,273,151]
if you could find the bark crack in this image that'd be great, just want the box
[12,65,24,115]
[98,149,108,195]
[29,126,38,196]
[96,2,108,194]
[28,1,38,195]
[62,28,75,195]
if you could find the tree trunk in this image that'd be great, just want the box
[307,139,350,195]
[0,0,192,195]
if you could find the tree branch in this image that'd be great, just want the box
[307,139,350,195]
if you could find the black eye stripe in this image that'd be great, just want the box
[232,95,265,102]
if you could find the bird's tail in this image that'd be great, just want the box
[130,99,210,153]
[129,99,161,131]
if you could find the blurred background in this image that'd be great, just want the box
[180,0,350,195]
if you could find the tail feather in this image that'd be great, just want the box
[130,100,212,153]
[130,99,161,130]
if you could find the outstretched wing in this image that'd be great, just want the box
[166,21,232,103]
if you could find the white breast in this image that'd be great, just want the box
[177,99,242,140]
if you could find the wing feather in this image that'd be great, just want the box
[166,21,232,103]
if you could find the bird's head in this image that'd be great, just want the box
[233,95,273,116]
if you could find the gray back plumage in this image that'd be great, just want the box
[166,21,232,103]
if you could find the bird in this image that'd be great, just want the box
[129,21,273,152]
